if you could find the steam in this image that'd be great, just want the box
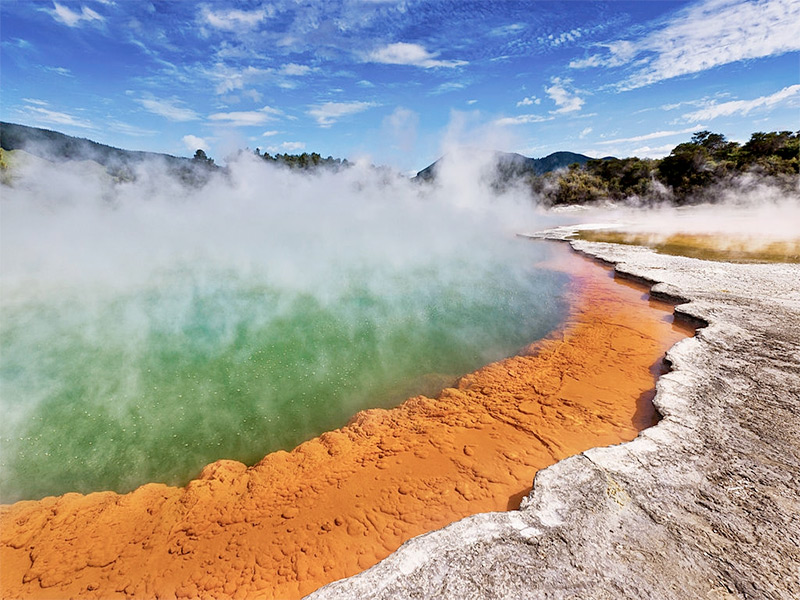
[0,147,566,501]
[551,172,800,250]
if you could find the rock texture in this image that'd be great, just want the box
[310,229,800,600]
[0,244,689,600]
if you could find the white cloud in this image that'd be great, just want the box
[182,135,209,152]
[207,64,274,95]
[262,130,281,137]
[108,120,158,137]
[365,42,467,68]
[267,141,306,153]
[22,98,49,106]
[579,127,593,139]
[682,85,800,121]
[466,99,478,105]
[629,144,677,158]
[44,66,73,77]
[490,23,525,37]
[542,27,586,47]
[242,89,263,103]
[516,96,541,107]
[569,41,636,70]
[280,63,313,76]
[544,77,584,113]
[50,3,104,27]
[570,0,800,89]
[597,125,705,145]
[432,82,466,95]
[308,101,376,127]
[22,104,95,129]
[494,114,553,126]
[661,99,707,111]
[208,106,283,127]
[201,6,271,31]
[136,97,199,122]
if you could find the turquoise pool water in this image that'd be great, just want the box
[0,248,568,502]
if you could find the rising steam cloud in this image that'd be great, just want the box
[0,146,567,502]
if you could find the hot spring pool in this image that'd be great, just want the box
[0,247,568,502]
[0,155,569,502]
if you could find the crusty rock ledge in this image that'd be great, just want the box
[309,229,800,600]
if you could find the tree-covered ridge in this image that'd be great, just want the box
[537,130,798,206]
[414,150,595,183]
[253,148,349,170]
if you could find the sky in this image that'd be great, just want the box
[1,0,798,172]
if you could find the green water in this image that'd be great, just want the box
[0,252,567,502]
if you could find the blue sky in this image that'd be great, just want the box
[1,0,798,172]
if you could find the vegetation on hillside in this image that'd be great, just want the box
[253,148,349,170]
[3,122,796,206]
[534,130,798,206]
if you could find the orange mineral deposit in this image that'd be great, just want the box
[0,243,694,599]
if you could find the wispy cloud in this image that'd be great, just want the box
[579,127,593,139]
[540,27,587,48]
[266,141,306,153]
[431,82,466,95]
[280,63,314,77]
[108,120,158,137]
[597,125,705,145]
[200,6,272,31]
[206,64,273,95]
[494,114,553,126]
[490,23,525,37]
[20,101,95,129]
[208,106,283,127]
[629,144,677,158]
[44,66,73,77]
[136,97,200,122]
[308,101,376,127]
[570,0,800,89]
[681,85,800,121]
[261,130,281,137]
[365,42,466,68]
[49,2,104,27]
[545,77,584,113]
[2,38,34,51]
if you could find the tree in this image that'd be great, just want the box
[739,131,799,175]
[587,157,656,200]
[550,164,608,205]
[192,148,214,166]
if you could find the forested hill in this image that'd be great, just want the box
[0,122,190,169]
[414,150,598,182]
[534,130,799,206]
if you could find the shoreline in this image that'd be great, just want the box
[310,231,800,600]
[0,242,693,599]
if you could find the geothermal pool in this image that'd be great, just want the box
[0,154,569,502]
[0,247,567,502]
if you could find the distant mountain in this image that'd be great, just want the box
[0,122,195,168]
[414,150,603,183]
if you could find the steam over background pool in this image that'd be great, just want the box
[0,153,567,502]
